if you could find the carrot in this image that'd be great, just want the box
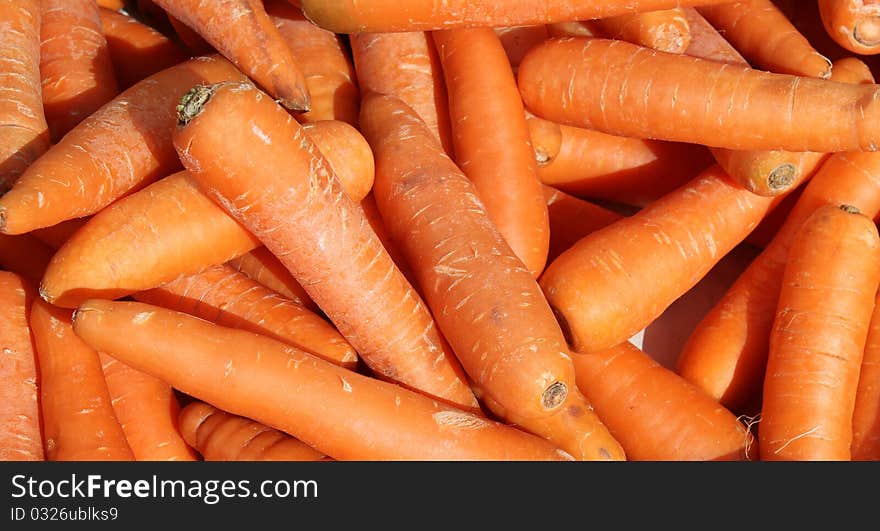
[173,81,479,413]
[150,0,310,112]
[0,272,43,461]
[517,37,880,153]
[759,204,880,461]
[0,54,246,236]
[30,298,133,461]
[0,0,50,194]
[433,28,550,277]
[0,233,53,286]
[165,12,215,56]
[265,0,360,126]
[572,341,755,461]
[179,401,330,461]
[30,217,88,250]
[72,299,574,461]
[546,21,603,39]
[96,0,124,9]
[360,92,624,461]
[676,151,880,412]
[539,164,776,355]
[98,7,188,89]
[39,0,120,143]
[350,31,454,156]
[594,8,692,53]
[226,247,316,311]
[853,288,880,460]
[543,185,624,265]
[819,0,880,55]
[298,0,738,34]
[495,25,550,72]
[524,113,562,167]
[697,0,832,78]
[358,193,415,285]
[41,119,375,308]
[99,353,198,461]
[134,264,359,370]
[742,181,805,249]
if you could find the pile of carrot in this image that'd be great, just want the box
[3,0,880,462]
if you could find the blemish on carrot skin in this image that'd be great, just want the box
[132,311,154,324]
[432,411,490,430]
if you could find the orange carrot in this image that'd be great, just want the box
[39,0,120,142]
[760,204,880,461]
[539,164,776,355]
[300,120,375,203]
[134,264,359,369]
[361,92,624,460]
[677,151,880,412]
[165,11,215,56]
[30,217,88,250]
[595,8,692,53]
[72,299,573,461]
[698,0,832,78]
[572,341,755,461]
[179,401,330,461]
[0,0,50,193]
[0,233,53,286]
[524,113,562,166]
[265,0,359,126]
[742,182,805,249]
[433,27,550,277]
[98,7,188,89]
[0,54,246,236]
[545,20,603,39]
[518,37,880,152]
[150,0,310,111]
[30,298,133,461]
[298,0,738,34]
[99,353,198,461]
[350,31,454,155]
[226,247,316,311]
[853,288,880,460]
[543,185,624,265]
[495,25,550,72]
[173,81,479,413]
[97,0,124,9]
[819,0,880,55]
[0,272,43,461]
[358,193,415,285]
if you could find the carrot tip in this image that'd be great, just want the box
[767,163,796,191]
[177,84,217,126]
[37,283,54,304]
[541,381,568,410]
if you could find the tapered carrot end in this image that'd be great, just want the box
[278,86,312,114]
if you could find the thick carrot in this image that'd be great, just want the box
[0,233,53,286]
[539,164,776,355]
[0,55,246,236]
[0,0,50,193]
[72,299,573,461]
[495,25,550,72]
[595,8,692,53]
[265,0,359,126]
[350,31,454,155]
[134,264,359,369]
[819,0,880,55]
[99,353,198,461]
[30,298,133,461]
[760,204,880,461]
[572,341,755,461]
[98,7,188,90]
[676,151,880,411]
[853,288,880,460]
[173,81,479,413]
[298,0,737,34]
[433,28,550,277]
[543,185,624,265]
[226,247,316,311]
[179,401,330,461]
[150,0,310,111]
[0,272,43,461]
[698,0,832,78]
[41,119,375,308]
[360,93,624,461]
[517,37,880,153]
[39,0,120,143]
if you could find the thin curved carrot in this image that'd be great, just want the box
[819,0,880,55]
[226,247,316,311]
[0,272,43,461]
[0,233,53,286]
[543,185,623,265]
[595,8,692,53]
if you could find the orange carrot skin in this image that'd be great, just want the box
[0,272,43,461]
[760,205,880,461]
[573,342,755,461]
[0,0,50,193]
[174,81,479,413]
[0,233,53,286]
[525,113,562,166]
[540,164,775,355]
[543,185,623,265]
[300,120,375,203]
[179,402,330,461]
[433,27,550,278]
[853,289,880,460]
[39,0,120,143]
[30,299,134,461]
[134,264,359,370]
[0,55,247,236]
[226,247,316,311]
[266,0,359,126]
[165,11,216,56]
[595,8,692,53]
[151,0,311,111]
[99,353,198,461]
[98,7,188,90]
[819,0,880,55]
[495,25,550,72]
[518,37,880,153]
[72,300,574,461]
